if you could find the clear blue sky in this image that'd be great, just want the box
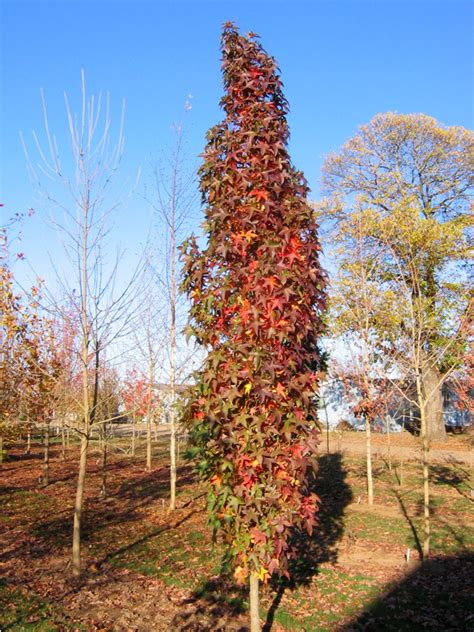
[0,0,472,282]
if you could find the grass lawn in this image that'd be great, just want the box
[1,431,473,630]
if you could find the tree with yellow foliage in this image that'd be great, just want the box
[321,113,473,441]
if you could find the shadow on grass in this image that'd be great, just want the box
[341,552,474,631]
[1,501,198,630]
[264,452,353,630]
[95,507,199,574]
[389,480,471,562]
[172,453,353,631]
[432,463,473,502]
[392,489,423,559]
[172,574,249,632]
[0,462,196,565]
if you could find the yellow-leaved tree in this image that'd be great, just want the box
[321,113,473,442]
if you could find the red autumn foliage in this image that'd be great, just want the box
[181,23,326,581]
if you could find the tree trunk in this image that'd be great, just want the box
[146,416,152,472]
[170,410,176,510]
[322,394,330,453]
[422,427,430,559]
[249,573,260,632]
[416,373,431,559]
[131,414,136,457]
[385,415,392,471]
[422,364,445,442]
[42,422,50,486]
[398,447,404,487]
[420,404,431,559]
[72,433,88,576]
[169,163,177,511]
[61,418,66,461]
[365,417,374,505]
[100,427,107,497]
[26,430,31,455]
[0,436,3,465]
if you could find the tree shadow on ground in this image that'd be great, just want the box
[391,488,423,558]
[172,573,249,632]
[341,552,474,631]
[264,452,353,630]
[431,463,473,501]
[0,461,196,566]
[172,453,353,632]
[32,464,195,546]
[1,514,200,631]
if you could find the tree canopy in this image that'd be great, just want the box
[321,113,473,440]
[181,22,326,587]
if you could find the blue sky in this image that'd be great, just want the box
[1,0,472,284]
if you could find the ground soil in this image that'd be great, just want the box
[1,433,473,631]
[322,429,472,464]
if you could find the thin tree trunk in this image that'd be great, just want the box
[422,438,430,558]
[169,159,177,511]
[72,433,88,576]
[146,355,154,473]
[0,436,3,465]
[420,406,430,558]
[322,395,330,454]
[42,422,50,486]
[100,426,107,497]
[72,187,91,578]
[399,447,404,487]
[26,430,31,455]
[385,414,392,471]
[131,414,136,457]
[61,418,66,461]
[366,417,374,505]
[249,574,260,632]
[416,374,431,559]
[170,412,176,509]
[146,415,152,472]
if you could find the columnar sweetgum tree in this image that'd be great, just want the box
[181,23,326,629]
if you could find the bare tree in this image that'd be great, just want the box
[22,71,141,576]
[131,274,163,472]
[145,109,198,510]
[322,208,397,505]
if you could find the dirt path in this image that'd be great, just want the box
[321,432,472,465]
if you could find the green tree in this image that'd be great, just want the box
[322,112,473,441]
[181,23,326,631]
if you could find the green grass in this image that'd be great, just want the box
[0,582,73,632]
[2,441,473,630]
[111,524,223,590]
[269,568,381,631]
[2,491,57,529]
